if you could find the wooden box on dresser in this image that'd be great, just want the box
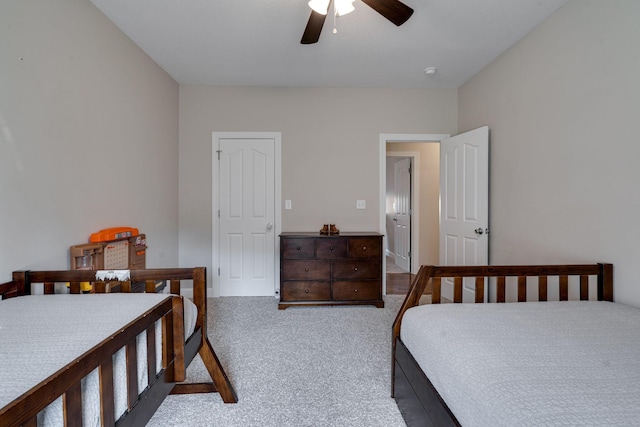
[279,232,384,309]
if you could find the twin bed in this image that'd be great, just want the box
[390,263,640,427]
[0,267,236,427]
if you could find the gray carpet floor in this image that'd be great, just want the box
[148,295,407,427]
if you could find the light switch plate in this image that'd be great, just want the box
[356,200,366,209]
[285,200,292,210]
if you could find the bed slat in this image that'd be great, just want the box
[99,359,116,426]
[63,381,82,426]
[453,277,462,303]
[147,325,157,382]
[146,280,156,293]
[44,281,55,294]
[497,276,506,302]
[475,277,484,303]
[69,282,80,294]
[559,275,569,301]
[120,281,132,293]
[517,276,526,302]
[432,278,441,304]
[170,279,181,295]
[162,307,173,377]
[126,340,139,410]
[580,275,589,300]
[539,276,548,301]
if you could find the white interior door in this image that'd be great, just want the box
[393,158,411,272]
[218,137,276,296]
[440,126,489,302]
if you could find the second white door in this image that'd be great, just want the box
[218,136,276,296]
[439,126,489,302]
[393,158,411,272]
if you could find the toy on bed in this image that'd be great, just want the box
[391,263,622,427]
[0,267,237,427]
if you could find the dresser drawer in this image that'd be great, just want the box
[332,260,380,279]
[348,237,381,258]
[333,281,381,301]
[281,260,330,280]
[281,281,331,301]
[316,238,347,259]
[282,238,315,259]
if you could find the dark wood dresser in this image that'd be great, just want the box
[279,232,384,309]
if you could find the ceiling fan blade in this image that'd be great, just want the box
[301,10,328,44]
[360,0,414,26]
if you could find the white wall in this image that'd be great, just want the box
[459,0,640,306]
[178,86,457,283]
[0,0,180,277]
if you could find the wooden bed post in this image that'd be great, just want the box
[598,263,614,302]
[11,271,29,296]
[391,266,433,397]
[194,267,237,403]
[170,267,238,403]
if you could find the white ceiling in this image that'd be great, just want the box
[89,0,568,89]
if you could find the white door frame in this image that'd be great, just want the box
[379,134,450,292]
[212,132,282,298]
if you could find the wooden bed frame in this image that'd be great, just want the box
[0,267,237,427]
[391,263,614,427]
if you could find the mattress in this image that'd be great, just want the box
[400,301,640,427]
[0,293,197,426]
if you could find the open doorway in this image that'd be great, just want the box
[379,133,449,294]
[386,154,414,273]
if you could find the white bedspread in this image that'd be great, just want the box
[401,301,640,427]
[0,293,197,426]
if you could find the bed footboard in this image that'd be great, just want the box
[0,295,181,427]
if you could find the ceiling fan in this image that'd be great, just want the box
[301,0,414,44]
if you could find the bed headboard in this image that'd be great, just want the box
[392,263,613,346]
[10,267,209,336]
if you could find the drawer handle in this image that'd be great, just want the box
[329,246,334,250]
[354,267,358,271]
[297,246,301,250]
[305,289,309,293]
[305,267,310,272]
[362,246,367,250]
[354,289,358,293]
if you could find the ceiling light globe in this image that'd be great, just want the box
[308,0,330,15]
[335,0,355,16]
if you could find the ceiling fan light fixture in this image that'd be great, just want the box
[308,0,330,15]
[302,0,413,44]
[335,0,355,16]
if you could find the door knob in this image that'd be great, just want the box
[266,223,273,231]
[474,228,484,235]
